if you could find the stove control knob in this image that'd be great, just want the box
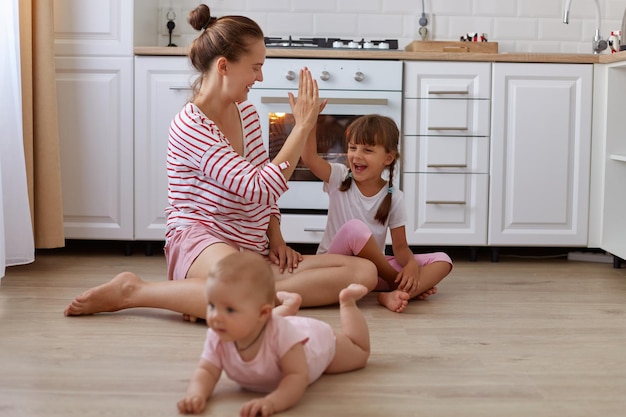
[354,71,365,82]
[285,70,296,81]
[348,41,360,48]
[332,40,344,48]
[363,41,375,49]
[378,42,390,49]
[319,70,331,81]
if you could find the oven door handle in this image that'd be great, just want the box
[260,97,389,106]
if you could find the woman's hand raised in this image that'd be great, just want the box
[288,68,320,132]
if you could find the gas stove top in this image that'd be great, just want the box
[264,36,399,50]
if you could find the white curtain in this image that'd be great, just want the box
[0,0,35,279]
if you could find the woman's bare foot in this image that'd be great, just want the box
[339,283,369,306]
[377,290,409,313]
[274,291,303,317]
[63,272,142,316]
[415,286,437,300]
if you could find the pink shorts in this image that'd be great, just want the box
[164,223,239,281]
[326,219,453,291]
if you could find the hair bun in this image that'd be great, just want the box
[202,16,217,30]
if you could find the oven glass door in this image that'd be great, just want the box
[248,89,402,211]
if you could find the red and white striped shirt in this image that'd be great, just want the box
[165,101,288,255]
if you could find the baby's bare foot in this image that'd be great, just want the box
[339,283,369,306]
[274,291,302,317]
[377,290,409,313]
[63,272,141,316]
[415,286,437,300]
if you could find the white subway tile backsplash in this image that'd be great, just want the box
[247,0,292,12]
[292,0,337,12]
[139,0,622,54]
[358,14,405,37]
[541,18,584,41]
[313,13,358,36]
[338,0,381,13]
[518,0,562,18]
[266,13,314,36]
[493,18,538,41]
[431,0,473,16]
[447,16,494,39]
[474,0,517,17]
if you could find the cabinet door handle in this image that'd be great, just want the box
[261,97,388,106]
[426,200,466,205]
[168,86,192,90]
[303,227,326,232]
[428,126,469,131]
[427,163,468,168]
[428,90,469,95]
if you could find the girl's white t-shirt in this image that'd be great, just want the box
[317,163,406,254]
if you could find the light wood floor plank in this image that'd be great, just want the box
[1,246,624,417]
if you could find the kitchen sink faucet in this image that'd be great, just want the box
[563,0,608,54]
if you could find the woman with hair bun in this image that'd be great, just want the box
[64,5,377,321]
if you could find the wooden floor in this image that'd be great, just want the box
[1,244,625,417]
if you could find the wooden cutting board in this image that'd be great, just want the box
[405,40,499,53]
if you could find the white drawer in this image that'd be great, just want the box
[402,135,489,174]
[279,214,327,244]
[403,98,490,136]
[402,173,488,245]
[403,61,491,99]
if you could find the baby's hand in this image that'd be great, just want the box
[240,397,276,417]
[177,395,207,415]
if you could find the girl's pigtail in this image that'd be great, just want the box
[374,163,394,224]
[339,170,353,192]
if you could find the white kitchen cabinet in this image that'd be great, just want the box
[402,61,491,246]
[53,0,133,240]
[53,0,133,57]
[590,61,626,265]
[134,56,197,240]
[490,63,592,247]
[54,0,134,240]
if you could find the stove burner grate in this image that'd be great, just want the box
[264,36,399,50]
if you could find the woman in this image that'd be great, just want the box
[64,5,377,320]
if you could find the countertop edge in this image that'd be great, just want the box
[134,46,626,64]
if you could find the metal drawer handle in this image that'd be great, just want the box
[303,227,326,232]
[428,126,469,131]
[261,97,388,106]
[426,200,466,205]
[168,86,192,90]
[427,163,468,168]
[428,90,469,95]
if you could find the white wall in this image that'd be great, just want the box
[136,0,626,53]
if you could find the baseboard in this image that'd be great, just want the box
[567,251,614,264]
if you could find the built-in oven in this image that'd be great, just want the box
[248,58,403,212]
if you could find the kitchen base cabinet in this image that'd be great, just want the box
[55,57,134,239]
[402,61,491,246]
[134,56,197,240]
[590,61,626,265]
[489,63,593,247]
[54,0,134,240]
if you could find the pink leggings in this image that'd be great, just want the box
[326,219,453,291]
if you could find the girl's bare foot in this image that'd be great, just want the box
[63,272,142,316]
[339,283,369,306]
[274,291,303,317]
[415,286,437,300]
[377,290,409,313]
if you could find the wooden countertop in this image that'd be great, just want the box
[134,46,626,64]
